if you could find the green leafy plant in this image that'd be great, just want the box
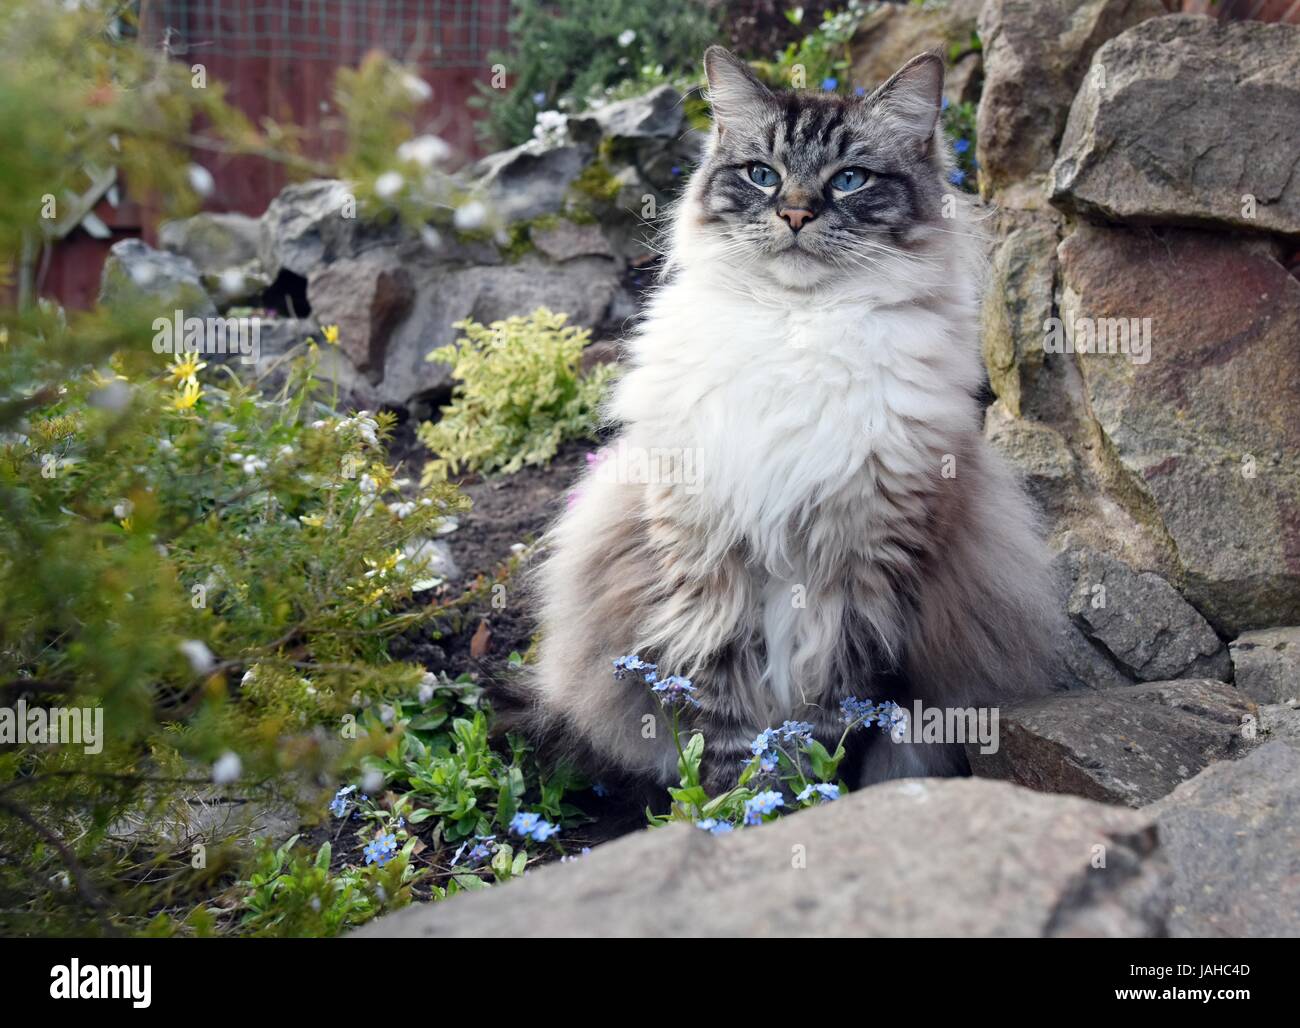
[419,308,615,478]
[608,655,904,832]
[473,0,719,149]
[232,833,419,937]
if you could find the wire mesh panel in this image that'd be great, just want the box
[147,0,511,69]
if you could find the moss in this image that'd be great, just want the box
[569,159,622,207]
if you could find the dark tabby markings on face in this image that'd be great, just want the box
[698,88,945,266]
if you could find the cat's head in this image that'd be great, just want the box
[682,47,953,291]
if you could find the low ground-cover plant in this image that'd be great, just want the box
[610,655,905,831]
[419,308,615,478]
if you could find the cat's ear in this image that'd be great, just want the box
[703,46,772,136]
[868,53,945,155]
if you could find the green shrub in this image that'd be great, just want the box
[474,0,719,149]
[419,309,615,478]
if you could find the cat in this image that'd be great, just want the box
[507,47,1059,795]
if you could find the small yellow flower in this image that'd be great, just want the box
[119,516,133,532]
[322,324,340,346]
[171,380,203,411]
[88,367,128,389]
[299,513,325,528]
[0,326,9,348]
[165,352,207,387]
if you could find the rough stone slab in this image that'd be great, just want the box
[1052,16,1300,236]
[1057,546,1230,683]
[1230,628,1300,705]
[968,679,1257,807]
[307,253,415,372]
[980,208,1060,416]
[848,0,983,101]
[1146,742,1300,938]
[98,238,215,319]
[354,776,1168,938]
[1058,222,1300,636]
[976,0,1165,205]
[159,212,262,274]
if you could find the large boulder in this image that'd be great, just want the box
[98,238,216,319]
[472,143,592,225]
[1146,742,1300,938]
[1230,628,1300,705]
[1058,222,1300,636]
[306,253,415,374]
[378,254,623,407]
[980,208,1060,416]
[354,776,1169,937]
[847,0,984,100]
[1051,16,1300,236]
[976,0,1165,206]
[968,679,1258,807]
[1056,546,1231,684]
[158,212,262,274]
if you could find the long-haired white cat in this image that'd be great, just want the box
[509,47,1058,792]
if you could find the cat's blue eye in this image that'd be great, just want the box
[830,167,874,192]
[747,163,780,188]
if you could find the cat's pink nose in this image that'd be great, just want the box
[779,207,815,232]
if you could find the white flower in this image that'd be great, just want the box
[397,134,451,168]
[278,445,294,458]
[617,29,637,47]
[218,268,246,297]
[242,457,268,476]
[417,672,437,705]
[400,72,433,103]
[158,438,175,453]
[453,201,487,230]
[532,109,569,147]
[389,500,416,519]
[359,473,378,496]
[419,225,442,251]
[374,171,404,200]
[379,704,395,726]
[212,751,242,785]
[363,768,385,794]
[187,164,215,197]
[112,499,133,520]
[178,639,215,674]
[240,667,257,687]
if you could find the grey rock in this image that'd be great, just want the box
[848,0,984,99]
[976,0,1165,206]
[354,776,1169,938]
[259,179,357,279]
[567,85,684,144]
[472,143,592,224]
[985,400,1077,514]
[980,208,1059,416]
[969,679,1258,807]
[99,238,216,319]
[1146,742,1300,938]
[307,252,415,373]
[404,536,459,589]
[1058,222,1300,636]
[1052,16,1300,236]
[531,220,614,262]
[1230,627,1300,705]
[1258,701,1300,753]
[379,254,621,407]
[158,212,263,274]
[1057,547,1230,683]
